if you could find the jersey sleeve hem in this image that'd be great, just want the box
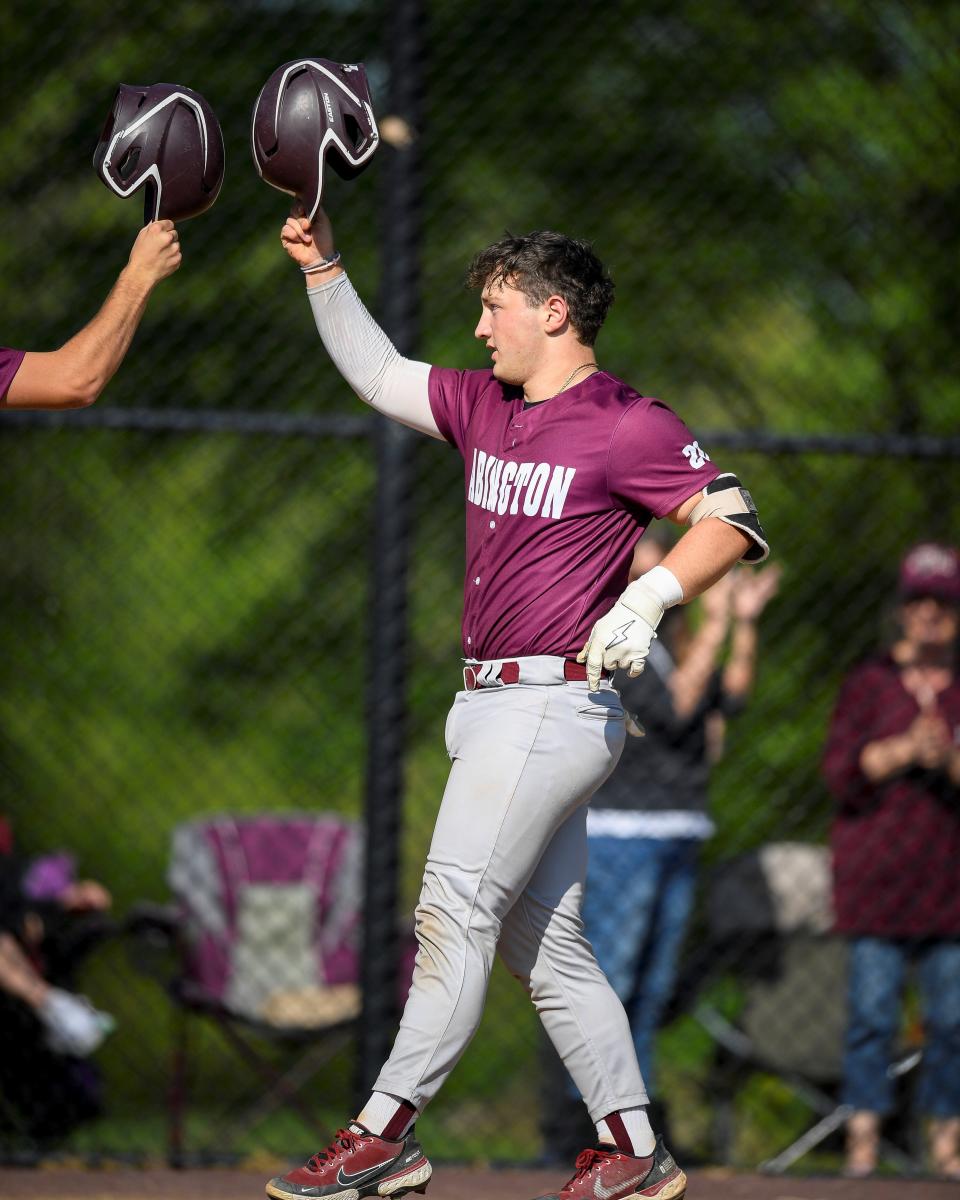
[649,471,720,521]
[427,365,457,446]
[0,348,26,404]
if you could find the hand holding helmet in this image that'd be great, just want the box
[280,202,336,271]
[126,220,182,286]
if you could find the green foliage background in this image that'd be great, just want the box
[1,0,958,1167]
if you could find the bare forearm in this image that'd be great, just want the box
[7,267,154,409]
[723,619,758,698]
[670,620,728,718]
[661,519,751,601]
[0,932,48,1008]
[4,220,179,410]
[59,266,155,399]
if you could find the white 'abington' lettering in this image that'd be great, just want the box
[467,452,576,520]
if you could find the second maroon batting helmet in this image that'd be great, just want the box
[251,59,380,219]
[94,83,225,224]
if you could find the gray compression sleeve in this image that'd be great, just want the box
[307,272,441,439]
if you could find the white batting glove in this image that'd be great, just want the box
[577,577,668,693]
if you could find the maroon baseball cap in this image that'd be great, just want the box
[898,542,960,604]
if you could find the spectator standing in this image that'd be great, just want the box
[823,542,960,1180]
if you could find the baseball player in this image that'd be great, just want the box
[269,205,768,1200]
[0,221,180,411]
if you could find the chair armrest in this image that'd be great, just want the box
[123,901,181,942]
[122,901,185,991]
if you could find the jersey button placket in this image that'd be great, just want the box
[507,408,523,452]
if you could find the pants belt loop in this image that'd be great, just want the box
[464,657,600,690]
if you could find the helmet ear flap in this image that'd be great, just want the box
[344,114,364,152]
[328,112,368,180]
[117,145,142,182]
[330,63,378,181]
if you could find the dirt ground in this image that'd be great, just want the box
[0,1166,956,1199]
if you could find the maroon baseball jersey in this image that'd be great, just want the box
[0,347,25,403]
[428,367,721,660]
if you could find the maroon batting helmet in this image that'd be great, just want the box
[94,83,225,223]
[251,59,380,219]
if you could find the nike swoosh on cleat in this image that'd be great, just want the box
[593,1171,647,1199]
[335,1158,397,1188]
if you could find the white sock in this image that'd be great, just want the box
[357,1091,417,1138]
[596,1107,656,1157]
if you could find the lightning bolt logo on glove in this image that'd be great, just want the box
[578,577,669,692]
[603,620,636,651]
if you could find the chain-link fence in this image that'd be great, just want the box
[2,0,959,1174]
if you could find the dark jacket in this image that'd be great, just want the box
[822,655,960,938]
[591,635,742,817]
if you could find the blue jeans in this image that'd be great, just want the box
[579,835,699,1097]
[843,936,960,1117]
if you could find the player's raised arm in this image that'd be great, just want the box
[251,57,439,439]
[8,78,227,410]
[3,221,181,410]
[280,204,441,440]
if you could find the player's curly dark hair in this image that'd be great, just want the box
[466,230,615,347]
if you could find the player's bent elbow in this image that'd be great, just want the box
[45,383,99,409]
[55,343,113,408]
[58,360,109,408]
[61,380,102,408]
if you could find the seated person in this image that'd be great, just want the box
[0,815,114,1141]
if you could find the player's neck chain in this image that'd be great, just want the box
[556,361,599,394]
[527,361,600,407]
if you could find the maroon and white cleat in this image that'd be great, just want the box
[266,1123,431,1200]
[534,1136,687,1200]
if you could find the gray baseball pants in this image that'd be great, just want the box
[374,656,650,1121]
